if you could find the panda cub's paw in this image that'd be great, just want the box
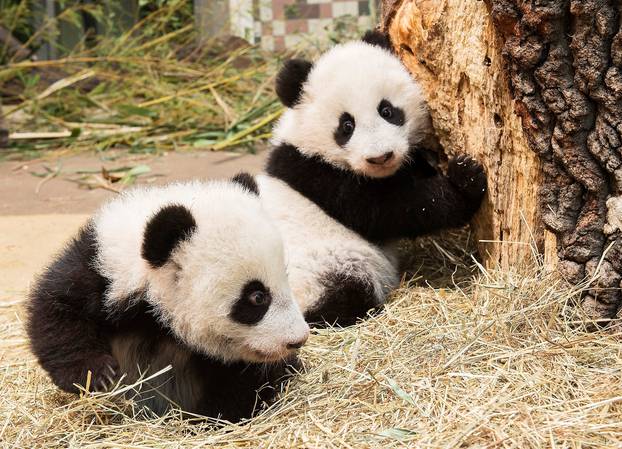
[447,154,487,203]
[51,354,120,393]
[90,354,121,392]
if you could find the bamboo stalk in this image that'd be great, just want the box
[138,72,251,108]
[133,24,194,53]
[211,109,282,150]
[35,70,96,101]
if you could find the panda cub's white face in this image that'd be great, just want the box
[160,192,310,364]
[94,180,309,364]
[273,41,428,178]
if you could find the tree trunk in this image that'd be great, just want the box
[382,0,622,318]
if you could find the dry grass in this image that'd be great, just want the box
[2,235,622,448]
[0,1,286,162]
[0,1,361,163]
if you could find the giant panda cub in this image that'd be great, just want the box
[27,175,309,422]
[256,31,488,326]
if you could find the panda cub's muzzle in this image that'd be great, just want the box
[242,329,309,363]
[366,151,395,165]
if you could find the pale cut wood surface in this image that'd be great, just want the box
[387,0,554,270]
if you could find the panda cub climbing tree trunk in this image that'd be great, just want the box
[261,33,487,327]
[382,0,622,320]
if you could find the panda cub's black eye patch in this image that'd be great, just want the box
[230,280,272,325]
[334,112,355,147]
[378,99,405,126]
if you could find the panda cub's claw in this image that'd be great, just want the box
[76,354,121,392]
[94,355,121,392]
[52,354,120,393]
[81,354,121,392]
[447,154,487,203]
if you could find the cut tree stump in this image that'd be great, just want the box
[382,0,622,318]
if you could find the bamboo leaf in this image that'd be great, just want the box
[385,377,417,406]
[116,105,159,119]
[378,428,417,440]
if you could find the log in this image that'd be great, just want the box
[382,0,622,318]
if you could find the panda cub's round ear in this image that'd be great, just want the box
[142,204,197,268]
[361,30,394,53]
[275,59,313,108]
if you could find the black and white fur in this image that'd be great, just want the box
[27,175,309,422]
[257,31,487,326]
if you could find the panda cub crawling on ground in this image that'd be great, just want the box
[255,31,488,326]
[27,175,309,422]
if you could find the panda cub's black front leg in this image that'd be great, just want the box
[447,154,488,208]
[27,226,122,394]
[28,299,121,393]
[403,154,487,237]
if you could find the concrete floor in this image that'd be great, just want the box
[0,149,267,298]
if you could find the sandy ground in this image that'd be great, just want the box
[0,149,267,301]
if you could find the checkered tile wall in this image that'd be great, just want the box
[252,0,375,50]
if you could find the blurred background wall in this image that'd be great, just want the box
[9,0,377,58]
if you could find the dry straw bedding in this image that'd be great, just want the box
[2,249,622,447]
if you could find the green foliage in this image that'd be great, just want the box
[0,0,32,38]
[138,0,193,31]
[0,1,282,161]
[0,0,32,63]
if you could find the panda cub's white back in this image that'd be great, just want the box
[256,174,398,314]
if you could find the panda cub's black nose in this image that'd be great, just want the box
[366,152,394,165]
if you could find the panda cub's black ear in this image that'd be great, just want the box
[231,172,259,195]
[361,30,394,53]
[142,204,197,268]
[275,59,313,108]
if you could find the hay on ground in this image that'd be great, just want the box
[2,234,622,448]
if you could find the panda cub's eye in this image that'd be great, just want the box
[231,280,272,325]
[380,105,393,119]
[334,112,356,147]
[342,119,355,134]
[378,99,405,126]
[249,290,270,307]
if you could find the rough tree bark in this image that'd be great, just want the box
[382,0,622,318]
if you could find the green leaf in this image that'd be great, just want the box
[386,377,416,406]
[379,428,417,440]
[120,164,151,185]
[190,131,225,140]
[117,104,159,119]
[126,164,151,177]
[192,139,216,148]
[89,82,107,96]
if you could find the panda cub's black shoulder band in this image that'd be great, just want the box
[231,172,259,195]
[142,204,197,268]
